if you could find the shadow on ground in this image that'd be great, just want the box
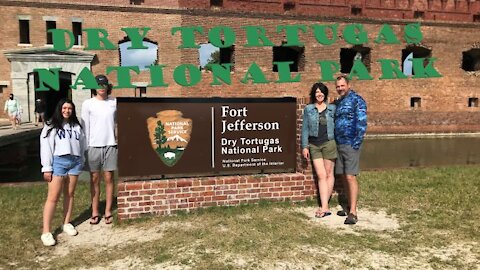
[53,197,118,236]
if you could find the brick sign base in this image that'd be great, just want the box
[117,173,315,220]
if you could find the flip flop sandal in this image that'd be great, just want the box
[315,211,332,218]
[104,215,113,225]
[89,216,100,225]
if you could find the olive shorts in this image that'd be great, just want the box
[309,140,337,160]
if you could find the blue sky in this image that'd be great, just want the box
[119,41,158,70]
[403,52,413,76]
[199,43,219,67]
[119,42,219,69]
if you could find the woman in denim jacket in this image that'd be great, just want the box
[301,82,337,218]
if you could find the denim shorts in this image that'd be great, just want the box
[53,155,83,176]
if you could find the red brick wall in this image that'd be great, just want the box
[117,173,316,219]
[177,0,480,23]
[1,3,480,131]
[3,0,480,23]
[368,111,480,133]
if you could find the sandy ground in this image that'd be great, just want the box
[34,206,478,270]
[297,205,400,233]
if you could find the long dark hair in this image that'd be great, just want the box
[44,99,82,137]
[309,82,329,104]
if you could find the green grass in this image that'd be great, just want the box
[0,181,95,269]
[361,166,480,245]
[1,165,479,269]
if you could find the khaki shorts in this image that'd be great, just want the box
[309,140,337,160]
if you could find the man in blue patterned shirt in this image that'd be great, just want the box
[334,75,367,225]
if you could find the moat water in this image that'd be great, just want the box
[360,136,480,169]
[1,136,479,182]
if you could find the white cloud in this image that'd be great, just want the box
[119,41,158,70]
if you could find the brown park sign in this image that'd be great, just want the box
[118,97,297,179]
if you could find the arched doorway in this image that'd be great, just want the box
[29,71,73,121]
[4,47,95,123]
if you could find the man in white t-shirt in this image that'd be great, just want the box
[81,75,117,225]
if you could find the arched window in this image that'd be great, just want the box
[272,42,305,72]
[199,42,235,71]
[118,37,158,71]
[462,48,480,72]
[402,45,432,76]
[340,45,371,73]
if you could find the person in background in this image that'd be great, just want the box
[40,99,86,246]
[35,98,46,126]
[4,93,20,130]
[301,82,337,218]
[334,75,368,225]
[81,75,117,225]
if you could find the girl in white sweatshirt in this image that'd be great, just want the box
[40,99,86,247]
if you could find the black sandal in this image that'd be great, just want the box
[344,213,358,225]
[89,216,100,225]
[337,207,350,217]
[104,215,113,225]
[315,211,332,218]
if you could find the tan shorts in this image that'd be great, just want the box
[309,140,337,160]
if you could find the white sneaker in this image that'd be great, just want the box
[62,223,78,236]
[41,232,56,246]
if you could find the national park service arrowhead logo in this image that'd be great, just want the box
[147,110,192,167]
